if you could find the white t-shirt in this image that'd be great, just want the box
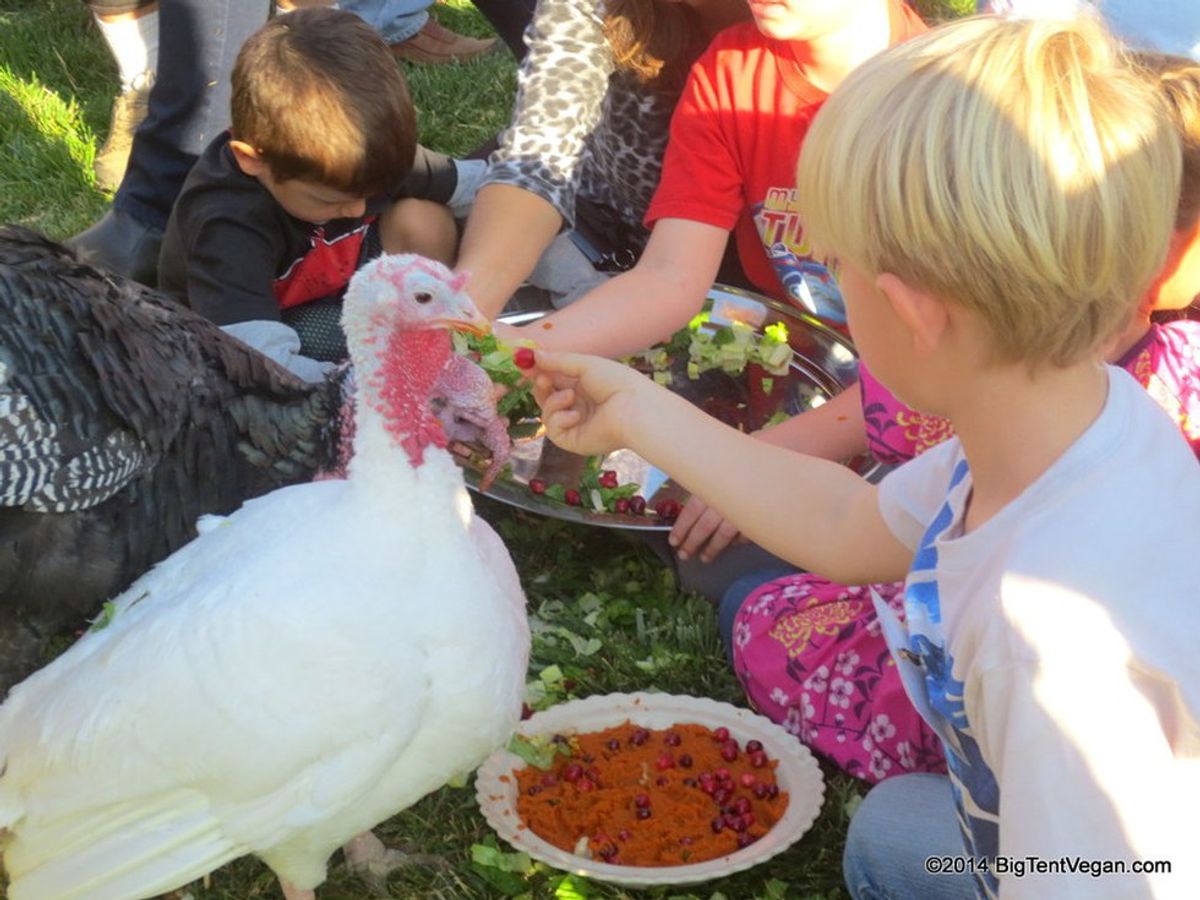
[875,366,1200,899]
[979,0,1200,60]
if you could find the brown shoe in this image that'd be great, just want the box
[390,18,496,64]
[93,73,154,193]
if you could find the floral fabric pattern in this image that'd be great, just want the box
[1116,319,1200,459]
[731,576,946,783]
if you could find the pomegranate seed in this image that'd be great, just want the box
[713,727,730,742]
[720,744,739,762]
[628,495,646,515]
[636,807,651,819]
[753,783,770,799]
[655,775,669,786]
[613,498,630,514]
[528,479,546,495]
[655,499,680,521]
[562,764,583,782]
[733,797,752,815]
[577,778,595,792]
[664,731,681,746]
[710,817,725,834]
[737,832,758,849]
[682,778,698,788]
[513,347,536,370]
[713,787,732,805]
[750,751,768,768]
[599,470,619,487]
[715,767,731,780]
[629,728,650,746]
[746,740,764,753]
[599,843,618,861]
[679,836,694,846]
[728,814,748,833]
[678,753,693,768]
[526,785,542,795]
[520,703,534,719]
[564,488,582,506]
[606,738,620,751]
[617,829,631,841]
[741,812,756,829]
[767,784,780,799]
[540,774,558,788]
[740,773,756,788]
[654,753,675,770]
[634,793,651,808]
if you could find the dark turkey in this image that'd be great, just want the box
[0,225,350,694]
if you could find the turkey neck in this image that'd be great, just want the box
[348,325,456,488]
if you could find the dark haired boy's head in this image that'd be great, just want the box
[229,7,416,223]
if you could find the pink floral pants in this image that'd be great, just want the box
[731,575,946,783]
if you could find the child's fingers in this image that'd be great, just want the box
[538,386,577,418]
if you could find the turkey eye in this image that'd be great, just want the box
[414,291,432,304]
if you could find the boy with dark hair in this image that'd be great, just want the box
[158,6,462,376]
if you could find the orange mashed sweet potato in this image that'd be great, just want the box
[514,721,788,867]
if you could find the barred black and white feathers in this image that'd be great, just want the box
[0,225,349,694]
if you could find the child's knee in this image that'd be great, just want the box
[379,199,458,264]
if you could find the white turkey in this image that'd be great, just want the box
[0,253,531,900]
[0,226,511,695]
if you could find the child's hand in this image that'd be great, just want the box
[530,350,649,457]
[669,495,743,562]
[493,320,525,348]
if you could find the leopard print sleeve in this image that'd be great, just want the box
[483,0,616,226]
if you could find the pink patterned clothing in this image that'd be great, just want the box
[1115,319,1200,459]
[731,578,946,782]
[859,319,1200,462]
[730,319,1199,783]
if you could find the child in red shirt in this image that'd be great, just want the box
[503,0,926,356]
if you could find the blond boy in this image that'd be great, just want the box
[528,14,1199,899]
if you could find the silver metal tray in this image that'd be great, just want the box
[460,284,864,530]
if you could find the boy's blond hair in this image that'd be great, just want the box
[796,15,1182,367]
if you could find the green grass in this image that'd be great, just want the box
[0,1,968,897]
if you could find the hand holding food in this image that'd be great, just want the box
[529,350,652,458]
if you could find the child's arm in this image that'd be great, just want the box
[457,184,566,319]
[531,351,912,584]
[509,218,729,358]
[671,387,869,561]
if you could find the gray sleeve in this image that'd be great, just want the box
[483,0,615,226]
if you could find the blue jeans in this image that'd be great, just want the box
[843,773,976,899]
[340,0,429,44]
[115,0,270,230]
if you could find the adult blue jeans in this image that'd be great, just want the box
[115,0,270,231]
[341,0,429,45]
[843,773,976,899]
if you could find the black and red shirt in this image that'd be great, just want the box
[159,132,456,325]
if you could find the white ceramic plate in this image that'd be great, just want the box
[475,692,826,887]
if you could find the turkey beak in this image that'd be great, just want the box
[443,304,491,337]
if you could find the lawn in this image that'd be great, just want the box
[0,1,969,898]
